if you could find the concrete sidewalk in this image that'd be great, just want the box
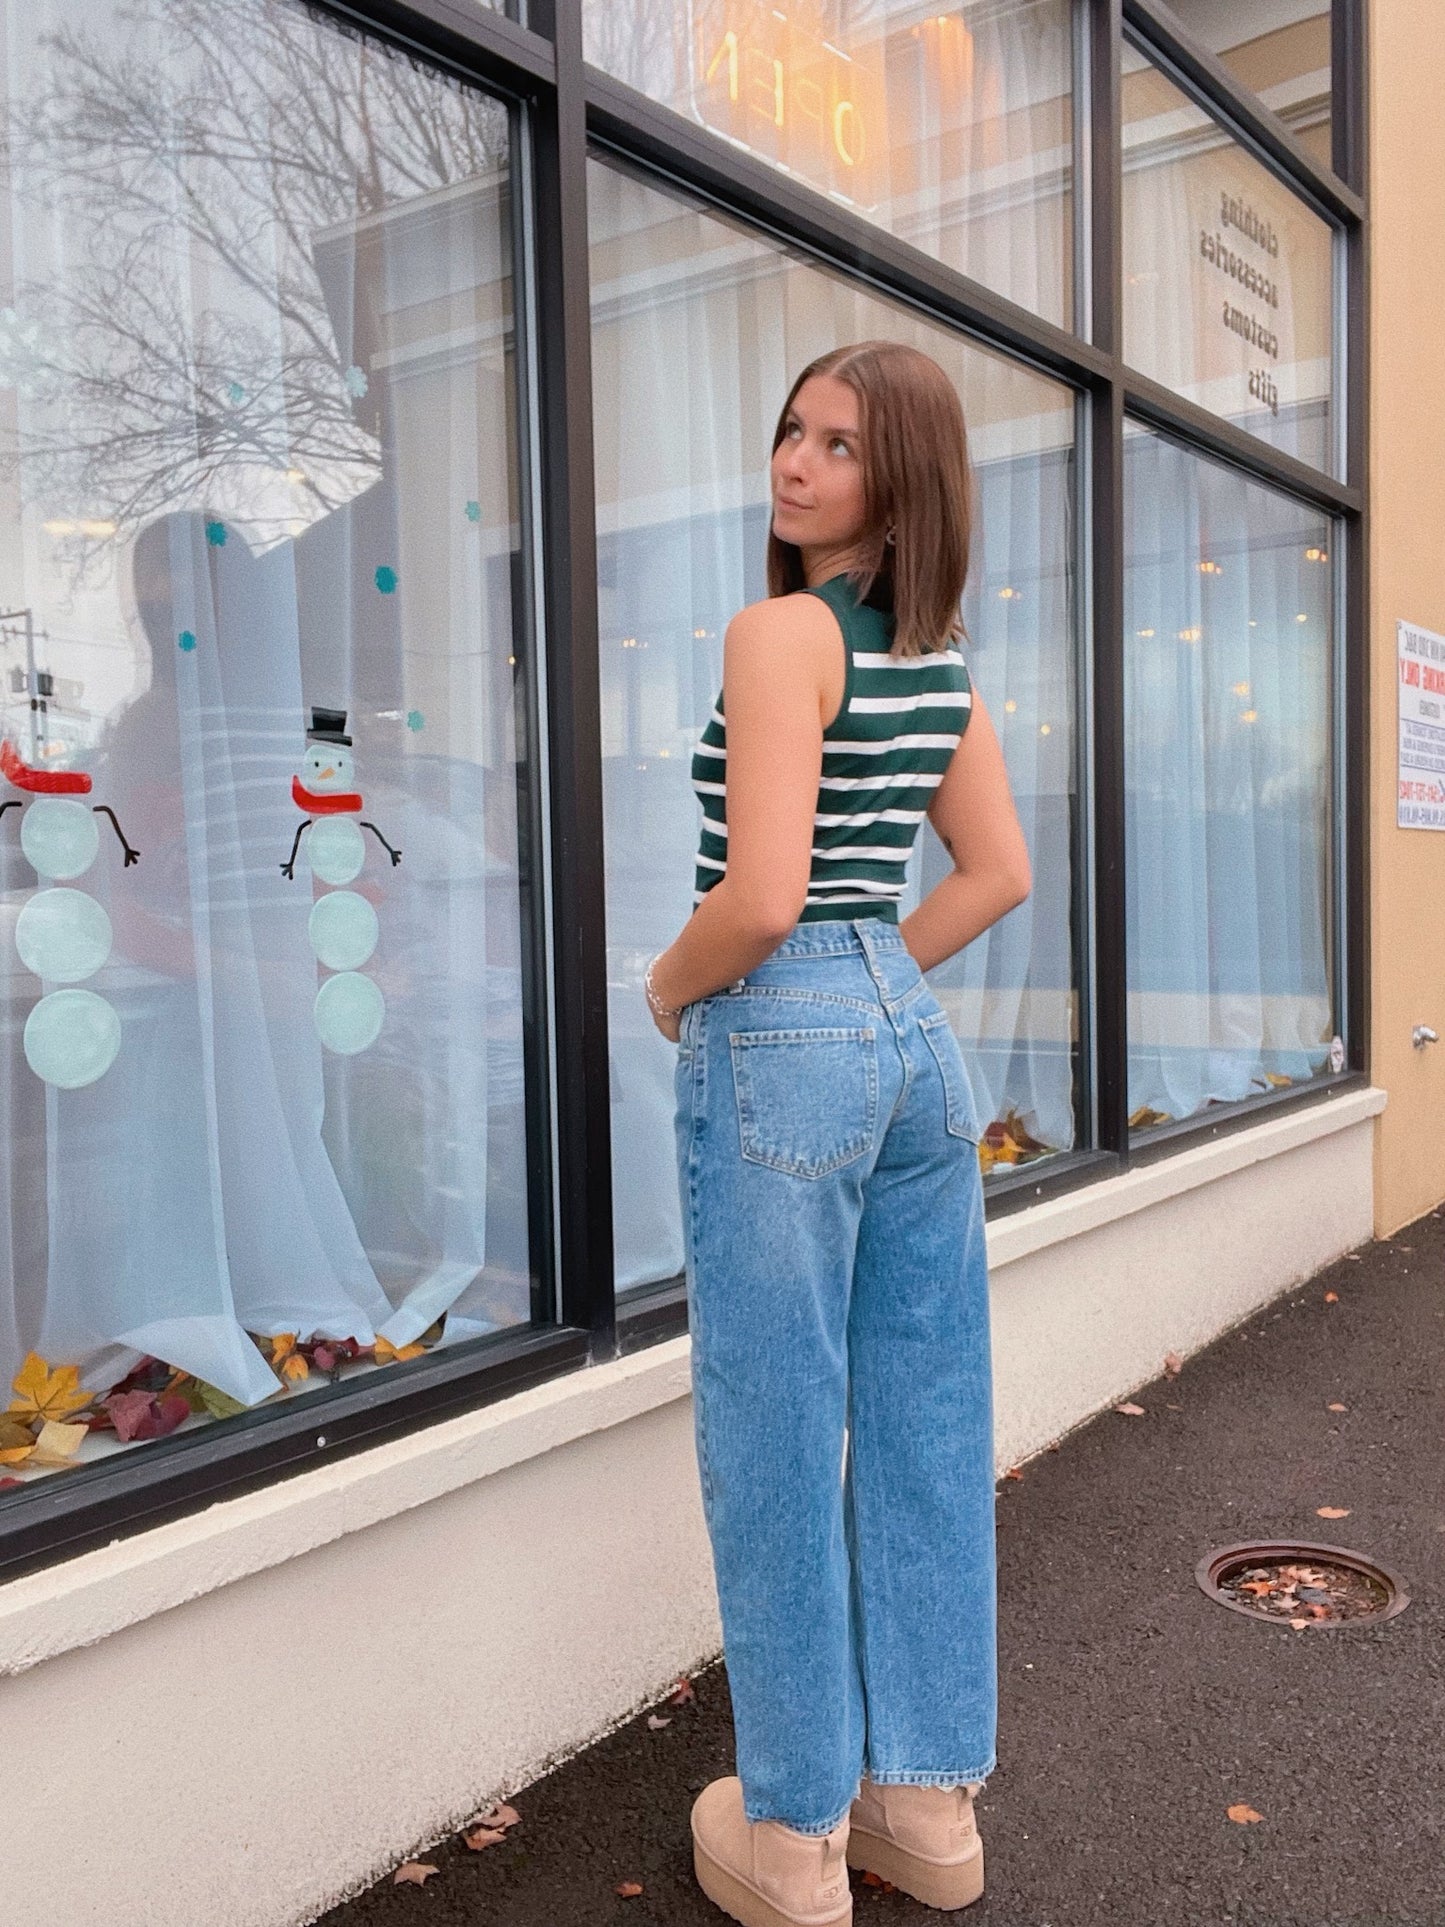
[316,1203,1444,1927]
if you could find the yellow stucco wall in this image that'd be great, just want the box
[1369,7,1445,1235]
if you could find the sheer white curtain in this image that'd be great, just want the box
[0,0,523,1416]
[1123,428,1334,1122]
[590,160,1078,1293]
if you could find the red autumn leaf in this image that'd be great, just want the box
[1226,1804,1263,1824]
[1163,1351,1183,1377]
[1324,1291,1338,1303]
[666,1676,696,1706]
[860,1870,898,1890]
[1003,1466,1024,1480]
[104,1389,192,1443]
[616,1881,644,1897]
[393,1862,439,1885]
[0,1475,21,1489]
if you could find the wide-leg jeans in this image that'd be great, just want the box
[673,916,998,1836]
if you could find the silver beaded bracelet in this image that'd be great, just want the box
[644,955,684,1020]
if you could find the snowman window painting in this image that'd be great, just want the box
[0,735,140,1090]
[284,708,400,1057]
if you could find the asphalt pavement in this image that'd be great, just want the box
[316,1201,1445,1927]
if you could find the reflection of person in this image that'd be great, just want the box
[645,342,1032,1925]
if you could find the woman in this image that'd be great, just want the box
[644,340,1032,1927]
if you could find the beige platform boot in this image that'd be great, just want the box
[844,1777,985,1910]
[690,1775,853,1927]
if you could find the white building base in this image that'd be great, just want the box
[0,1086,1383,1927]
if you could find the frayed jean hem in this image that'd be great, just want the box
[743,1792,858,1836]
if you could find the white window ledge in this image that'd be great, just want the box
[0,1083,1385,1678]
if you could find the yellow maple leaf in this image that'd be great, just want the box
[374,1335,425,1364]
[279,1352,310,1382]
[8,1351,90,1422]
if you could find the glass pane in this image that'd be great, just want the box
[584,0,1074,332]
[1164,1,1332,171]
[0,0,530,1500]
[1124,426,1337,1132]
[1122,43,1336,475]
[590,157,1079,1293]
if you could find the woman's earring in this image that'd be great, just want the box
[884,525,896,547]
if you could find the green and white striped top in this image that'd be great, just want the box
[690,572,973,924]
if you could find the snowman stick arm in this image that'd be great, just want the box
[0,801,21,830]
[361,820,402,866]
[92,804,140,866]
[281,818,312,880]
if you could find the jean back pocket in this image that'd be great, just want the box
[728,1026,878,1178]
[918,1009,982,1143]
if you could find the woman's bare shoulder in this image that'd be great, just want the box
[726,589,838,647]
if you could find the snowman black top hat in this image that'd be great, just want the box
[307,706,352,746]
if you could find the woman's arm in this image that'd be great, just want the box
[899,686,1032,974]
[647,593,839,1021]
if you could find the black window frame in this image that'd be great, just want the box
[0,0,1367,1585]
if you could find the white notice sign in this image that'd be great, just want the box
[1398,620,1445,829]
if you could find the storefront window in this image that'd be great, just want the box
[1122,42,1336,476]
[0,0,530,1496]
[589,156,1079,1294]
[1124,427,1337,1132]
[1164,1,1333,171]
[583,0,1074,332]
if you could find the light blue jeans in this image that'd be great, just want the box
[674,916,998,1836]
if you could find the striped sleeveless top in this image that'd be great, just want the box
[691,572,973,924]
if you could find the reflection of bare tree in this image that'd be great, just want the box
[1,0,506,536]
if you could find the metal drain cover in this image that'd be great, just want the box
[1196,1539,1409,1628]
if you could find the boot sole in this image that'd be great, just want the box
[692,1835,853,1927]
[844,1826,984,1910]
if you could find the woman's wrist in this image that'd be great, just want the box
[644,952,686,1020]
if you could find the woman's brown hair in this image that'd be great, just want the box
[765,339,973,658]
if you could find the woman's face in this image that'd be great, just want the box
[770,374,867,557]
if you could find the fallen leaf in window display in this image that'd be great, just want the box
[7,1351,90,1422]
[102,1389,192,1443]
[195,1380,249,1420]
[373,1334,426,1364]
[266,1332,310,1382]
[27,1419,89,1466]
[1127,1104,1172,1129]
[0,1415,37,1465]
[392,1862,439,1885]
[0,1476,22,1489]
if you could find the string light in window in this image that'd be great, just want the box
[1136,627,1156,638]
[1232,681,1251,697]
[1039,723,1052,736]
[997,586,1019,600]
[1003,699,1017,713]
[1304,546,1328,562]
[1296,613,1309,623]
[1178,626,1202,642]
[1197,560,1222,575]
[1240,709,1258,723]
